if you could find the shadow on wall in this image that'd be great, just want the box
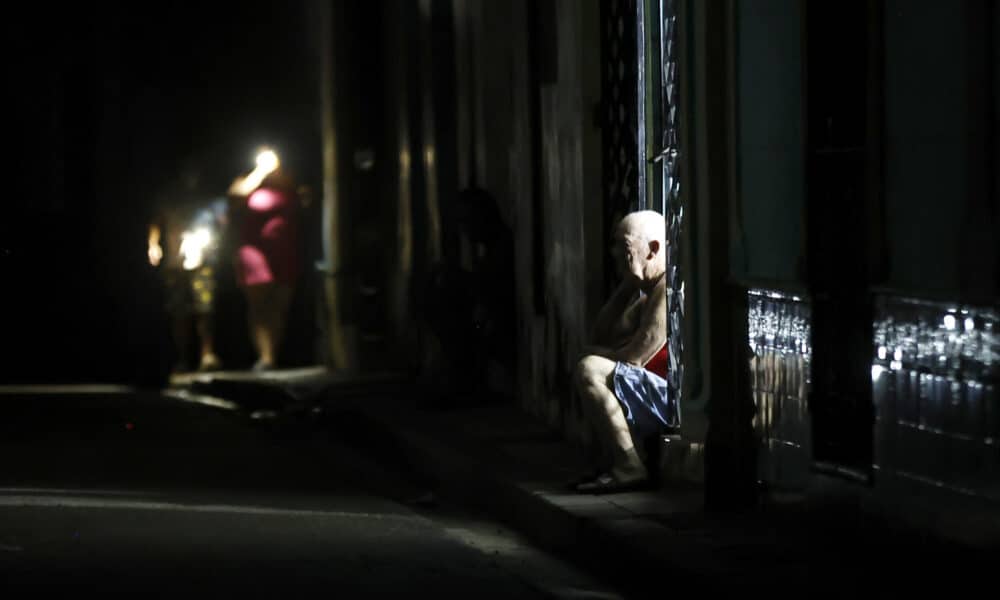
[414,186,517,406]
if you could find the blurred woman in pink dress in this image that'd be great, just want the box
[227,150,302,371]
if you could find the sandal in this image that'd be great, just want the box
[565,469,606,491]
[574,472,651,495]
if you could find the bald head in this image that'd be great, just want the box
[613,210,667,285]
[617,210,665,247]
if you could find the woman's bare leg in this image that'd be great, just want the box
[267,284,294,362]
[245,284,276,368]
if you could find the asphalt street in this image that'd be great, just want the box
[0,386,622,598]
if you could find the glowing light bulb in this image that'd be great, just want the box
[256,149,279,172]
[180,228,212,271]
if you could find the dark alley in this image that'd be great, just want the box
[2,0,998,596]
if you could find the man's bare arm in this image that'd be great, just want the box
[590,279,637,345]
[609,281,666,366]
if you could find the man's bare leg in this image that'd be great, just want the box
[574,360,613,478]
[575,355,648,484]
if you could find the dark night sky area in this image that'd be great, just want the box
[121,2,321,191]
[2,2,322,385]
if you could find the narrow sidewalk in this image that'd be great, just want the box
[167,367,996,596]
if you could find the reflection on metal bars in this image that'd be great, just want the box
[872,296,999,503]
[636,0,648,211]
[659,0,684,424]
[748,289,813,489]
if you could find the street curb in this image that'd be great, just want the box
[330,404,745,597]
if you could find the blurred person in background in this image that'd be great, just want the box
[227,149,302,372]
[148,163,228,373]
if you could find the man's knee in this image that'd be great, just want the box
[574,355,595,389]
[575,355,614,391]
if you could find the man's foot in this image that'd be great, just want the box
[574,472,651,495]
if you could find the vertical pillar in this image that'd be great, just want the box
[318,0,352,370]
[702,0,758,511]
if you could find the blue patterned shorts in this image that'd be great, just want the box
[612,361,679,440]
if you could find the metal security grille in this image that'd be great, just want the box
[657,0,683,412]
[602,0,684,414]
[601,0,639,296]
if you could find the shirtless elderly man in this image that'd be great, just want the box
[573,210,678,493]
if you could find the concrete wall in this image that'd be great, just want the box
[732,0,805,284]
[345,0,604,442]
[534,0,604,435]
[453,0,604,440]
[884,0,998,302]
